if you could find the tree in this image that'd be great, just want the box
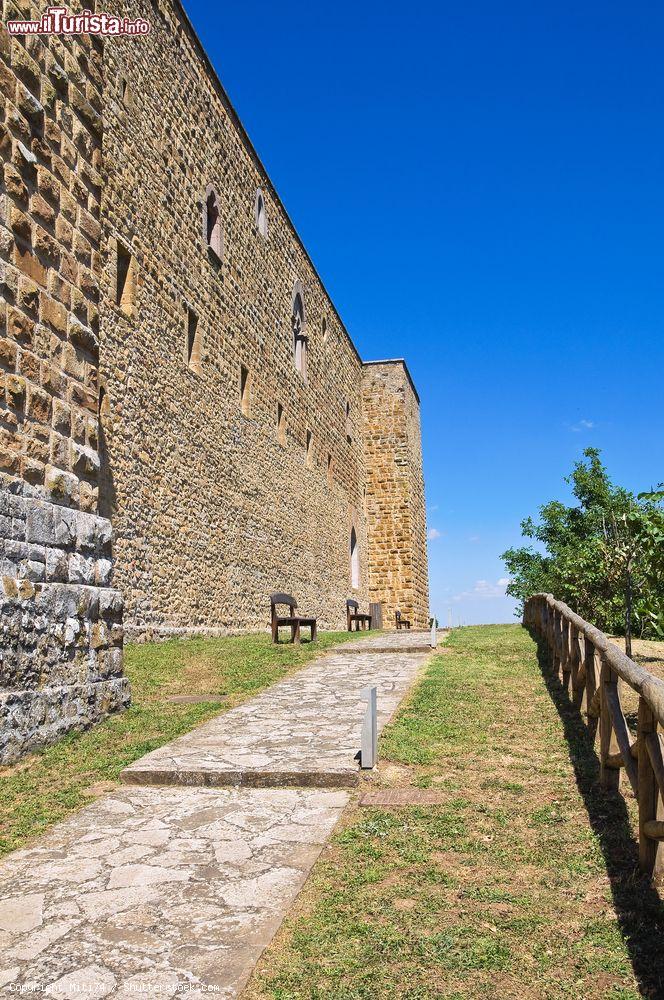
[502,450,663,643]
[633,487,664,641]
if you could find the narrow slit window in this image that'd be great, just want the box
[322,316,328,345]
[306,429,313,468]
[345,401,352,444]
[255,188,267,237]
[327,453,333,488]
[292,288,307,379]
[350,527,360,590]
[186,306,201,374]
[205,185,223,261]
[240,364,251,417]
[116,242,134,316]
[276,402,286,445]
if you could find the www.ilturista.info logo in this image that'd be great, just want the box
[3,6,151,35]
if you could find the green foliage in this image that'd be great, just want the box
[633,487,664,638]
[502,450,663,638]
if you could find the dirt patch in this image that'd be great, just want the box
[359,789,449,806]
[84,781,118,797]
[392,897,417,911]
[610,635,664,680]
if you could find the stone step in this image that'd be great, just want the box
[122,764,360,789]
[342,644,433,654]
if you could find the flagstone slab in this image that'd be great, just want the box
[342,630,436,652]
[0,786,348,999]
[121,649,430,789]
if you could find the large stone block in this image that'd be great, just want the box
[0,676,130,764]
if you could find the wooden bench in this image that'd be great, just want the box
[270,593,317,644]
[395,609,411,630]
[347,599,372,632]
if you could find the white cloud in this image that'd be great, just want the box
[428,504,439,513]
[452,578,511,602]
[428,527,442,541]
[570,419,595,432]
[467,534,480,543]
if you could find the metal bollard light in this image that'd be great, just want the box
[360,685,378,769]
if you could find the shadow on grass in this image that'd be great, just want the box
[527,626,664,1000]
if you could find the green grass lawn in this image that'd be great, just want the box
[0,630,358,858]
[246,624,664,1000]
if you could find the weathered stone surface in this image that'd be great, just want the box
[0,677,130,764]
[343,629,437,653]
[363,363,429,629]
[122,641,429,788]
[0,786,348,998]
[99,0,427,638]
[0,0,429,765]
[0,477,127,764]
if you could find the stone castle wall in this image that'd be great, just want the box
[0,8,128,763]
[362,362,429,629]
[98,0,372,636]
[0,0,428,760]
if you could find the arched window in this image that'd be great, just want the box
[350,527,360,590]
[255,188,267,237]
[292,282,307,379]
[205,185,223,261]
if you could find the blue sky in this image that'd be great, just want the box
[185,0,664,625]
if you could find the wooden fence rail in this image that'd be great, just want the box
[524,593,664,877]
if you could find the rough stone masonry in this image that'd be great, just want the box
[0,0,429,762]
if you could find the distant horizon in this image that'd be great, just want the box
[185,0,663,625]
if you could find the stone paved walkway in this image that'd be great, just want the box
[0,787,347,998]
[343,629,442,653]
[122,645,430,789]
[0,632,433,997]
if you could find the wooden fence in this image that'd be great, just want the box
[524,593,664,877]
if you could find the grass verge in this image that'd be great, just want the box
[245,624,664,1000]
[0,630,357,858]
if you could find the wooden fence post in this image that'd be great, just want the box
[528,593,664,880]
[637,697,663,877]
[561,616,571,693]
[570,625,584,709]
[584,637,595,704]
[552,609,561,677]
[599,656,621,792]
